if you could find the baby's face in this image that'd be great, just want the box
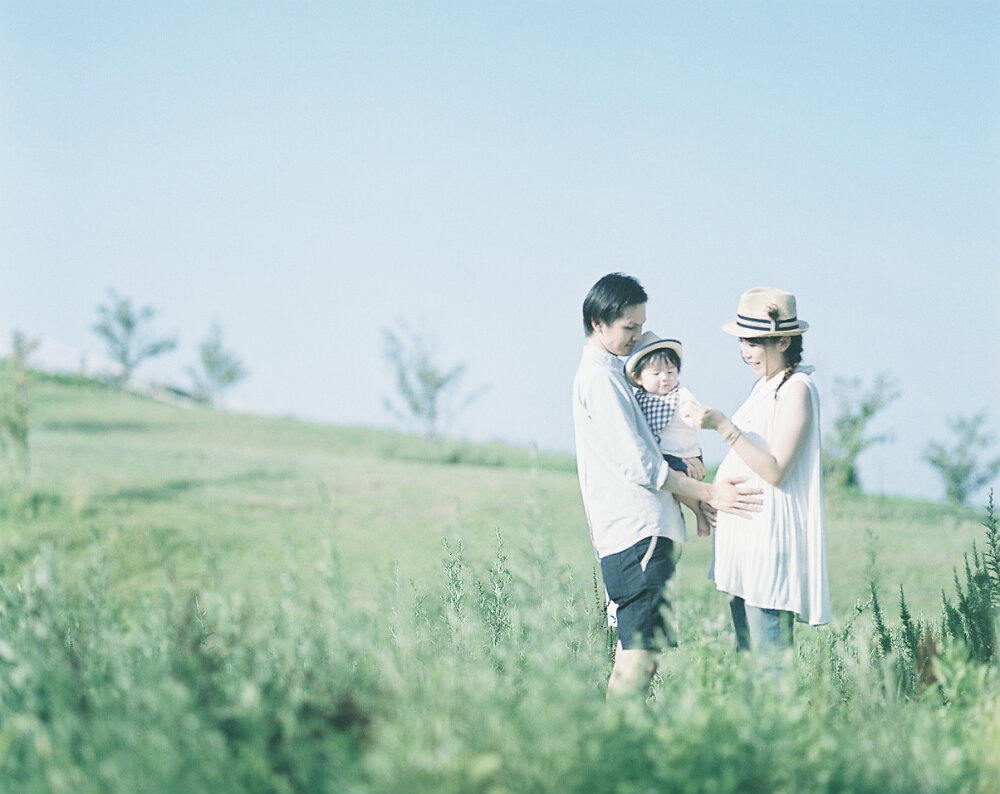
[636,361,679,396]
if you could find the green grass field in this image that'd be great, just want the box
[0,371,997,793]
[8,371,984,620]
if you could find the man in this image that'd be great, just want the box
[573,273,762,696]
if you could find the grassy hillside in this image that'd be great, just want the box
[1,371,997,794]
[2,370,987,622]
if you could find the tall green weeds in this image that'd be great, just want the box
[0,506,998,792]
[941,491,999,662]
[853,491,999,701]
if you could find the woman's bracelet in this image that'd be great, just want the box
[722,424,742,445]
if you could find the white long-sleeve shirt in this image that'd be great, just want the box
[572,345,686,558]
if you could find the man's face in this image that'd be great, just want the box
[591,303,646,357]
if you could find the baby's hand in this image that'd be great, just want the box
[682,400,705,429]
[683,456,706,481]
[697,501,715,536]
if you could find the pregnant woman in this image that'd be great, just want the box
[694,286,830,662]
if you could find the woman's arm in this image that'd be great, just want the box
[700,381,813,486]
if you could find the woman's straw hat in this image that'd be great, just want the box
[722,286,809,338]
[624,331,683,384]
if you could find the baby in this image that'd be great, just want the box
[625,332,712,537]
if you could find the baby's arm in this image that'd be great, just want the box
[677,387,705,479]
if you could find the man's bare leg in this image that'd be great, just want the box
[607,640,656,698]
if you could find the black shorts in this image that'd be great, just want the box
[600,536,677,650]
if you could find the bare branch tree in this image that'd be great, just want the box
[186,321,248,406]
[93,289,177,385]
[823,372,900,491]
[924,412,1000,505]
[382,320,485,439]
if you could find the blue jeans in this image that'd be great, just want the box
[729,596,794,654]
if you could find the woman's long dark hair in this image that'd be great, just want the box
[777,335,804,393]
[762,302,804,394]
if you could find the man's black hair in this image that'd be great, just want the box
[582,273,647,336]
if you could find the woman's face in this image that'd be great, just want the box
[739,336,790,378]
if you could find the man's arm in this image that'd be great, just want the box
[662,468,762,517]
[580,368,669,489]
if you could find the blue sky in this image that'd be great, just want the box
[2,2,999,503]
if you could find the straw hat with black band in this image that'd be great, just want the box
[624,332,683,386]
[722,286,809,338]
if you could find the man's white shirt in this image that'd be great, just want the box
[572,345,686,558]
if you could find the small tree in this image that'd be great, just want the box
[93,288,177,385]
[0,331,40,487]
[186,321,248,406]
[382,320,484,439]
[923,412,1000,505]
[823,372,900,491]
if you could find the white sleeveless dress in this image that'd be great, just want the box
[710,366,831,625]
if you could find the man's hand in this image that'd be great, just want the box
[707,477,762,517]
